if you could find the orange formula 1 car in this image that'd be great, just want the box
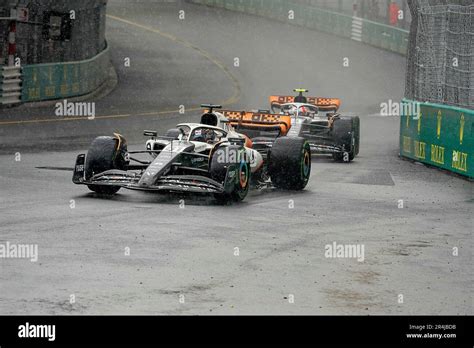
[269,89,360,162]
[201,105,312,190]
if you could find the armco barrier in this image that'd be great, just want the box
[400,99,473,179]
[0,66,22,105]
[191,0,408,55]
[21,45,110,103]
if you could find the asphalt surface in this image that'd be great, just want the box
[0,0,472,315]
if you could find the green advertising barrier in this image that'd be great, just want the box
[191,0,408,55]
[400,99,473,179]
[21,45,110,102]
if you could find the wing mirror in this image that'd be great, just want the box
[144,130,157,137]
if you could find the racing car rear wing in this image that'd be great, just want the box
[219,110,292,136]
[269,95,341,112]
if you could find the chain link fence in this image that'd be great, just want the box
[406,1,473,109]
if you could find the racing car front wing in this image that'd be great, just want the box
[72,154,228,194]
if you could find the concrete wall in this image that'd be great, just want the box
[1,0,107,65]
[292,0,411,29]
[0,0,110,104]
[0,1,9,64]
[190,0,409,55]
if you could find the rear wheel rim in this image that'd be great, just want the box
[301,147,311,178]
[239,161,249,188]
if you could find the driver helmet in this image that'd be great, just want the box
[192,129,205,142]
[299,105,308,116]
[203,129,216,143]
[286,104,298,116]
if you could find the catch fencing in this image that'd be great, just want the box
[405,3,474,109]
[402,1,473,178]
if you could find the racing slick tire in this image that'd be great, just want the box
[353,116,360,156]
[84,135,128,195]
[210,145,250,204]
[332,116,358,162]
[269,137,311,190]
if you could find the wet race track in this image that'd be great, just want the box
[0,0,472,314]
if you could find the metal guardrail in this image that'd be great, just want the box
[0,66,22,105]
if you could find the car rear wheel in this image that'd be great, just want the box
[353,116,360,156]
[269,137,311,190]
[85,135,128,195]
[332,116,358,162]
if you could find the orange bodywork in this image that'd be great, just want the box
[243,135,253,148]
[269,95,341,112]
[221,110,292,136]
